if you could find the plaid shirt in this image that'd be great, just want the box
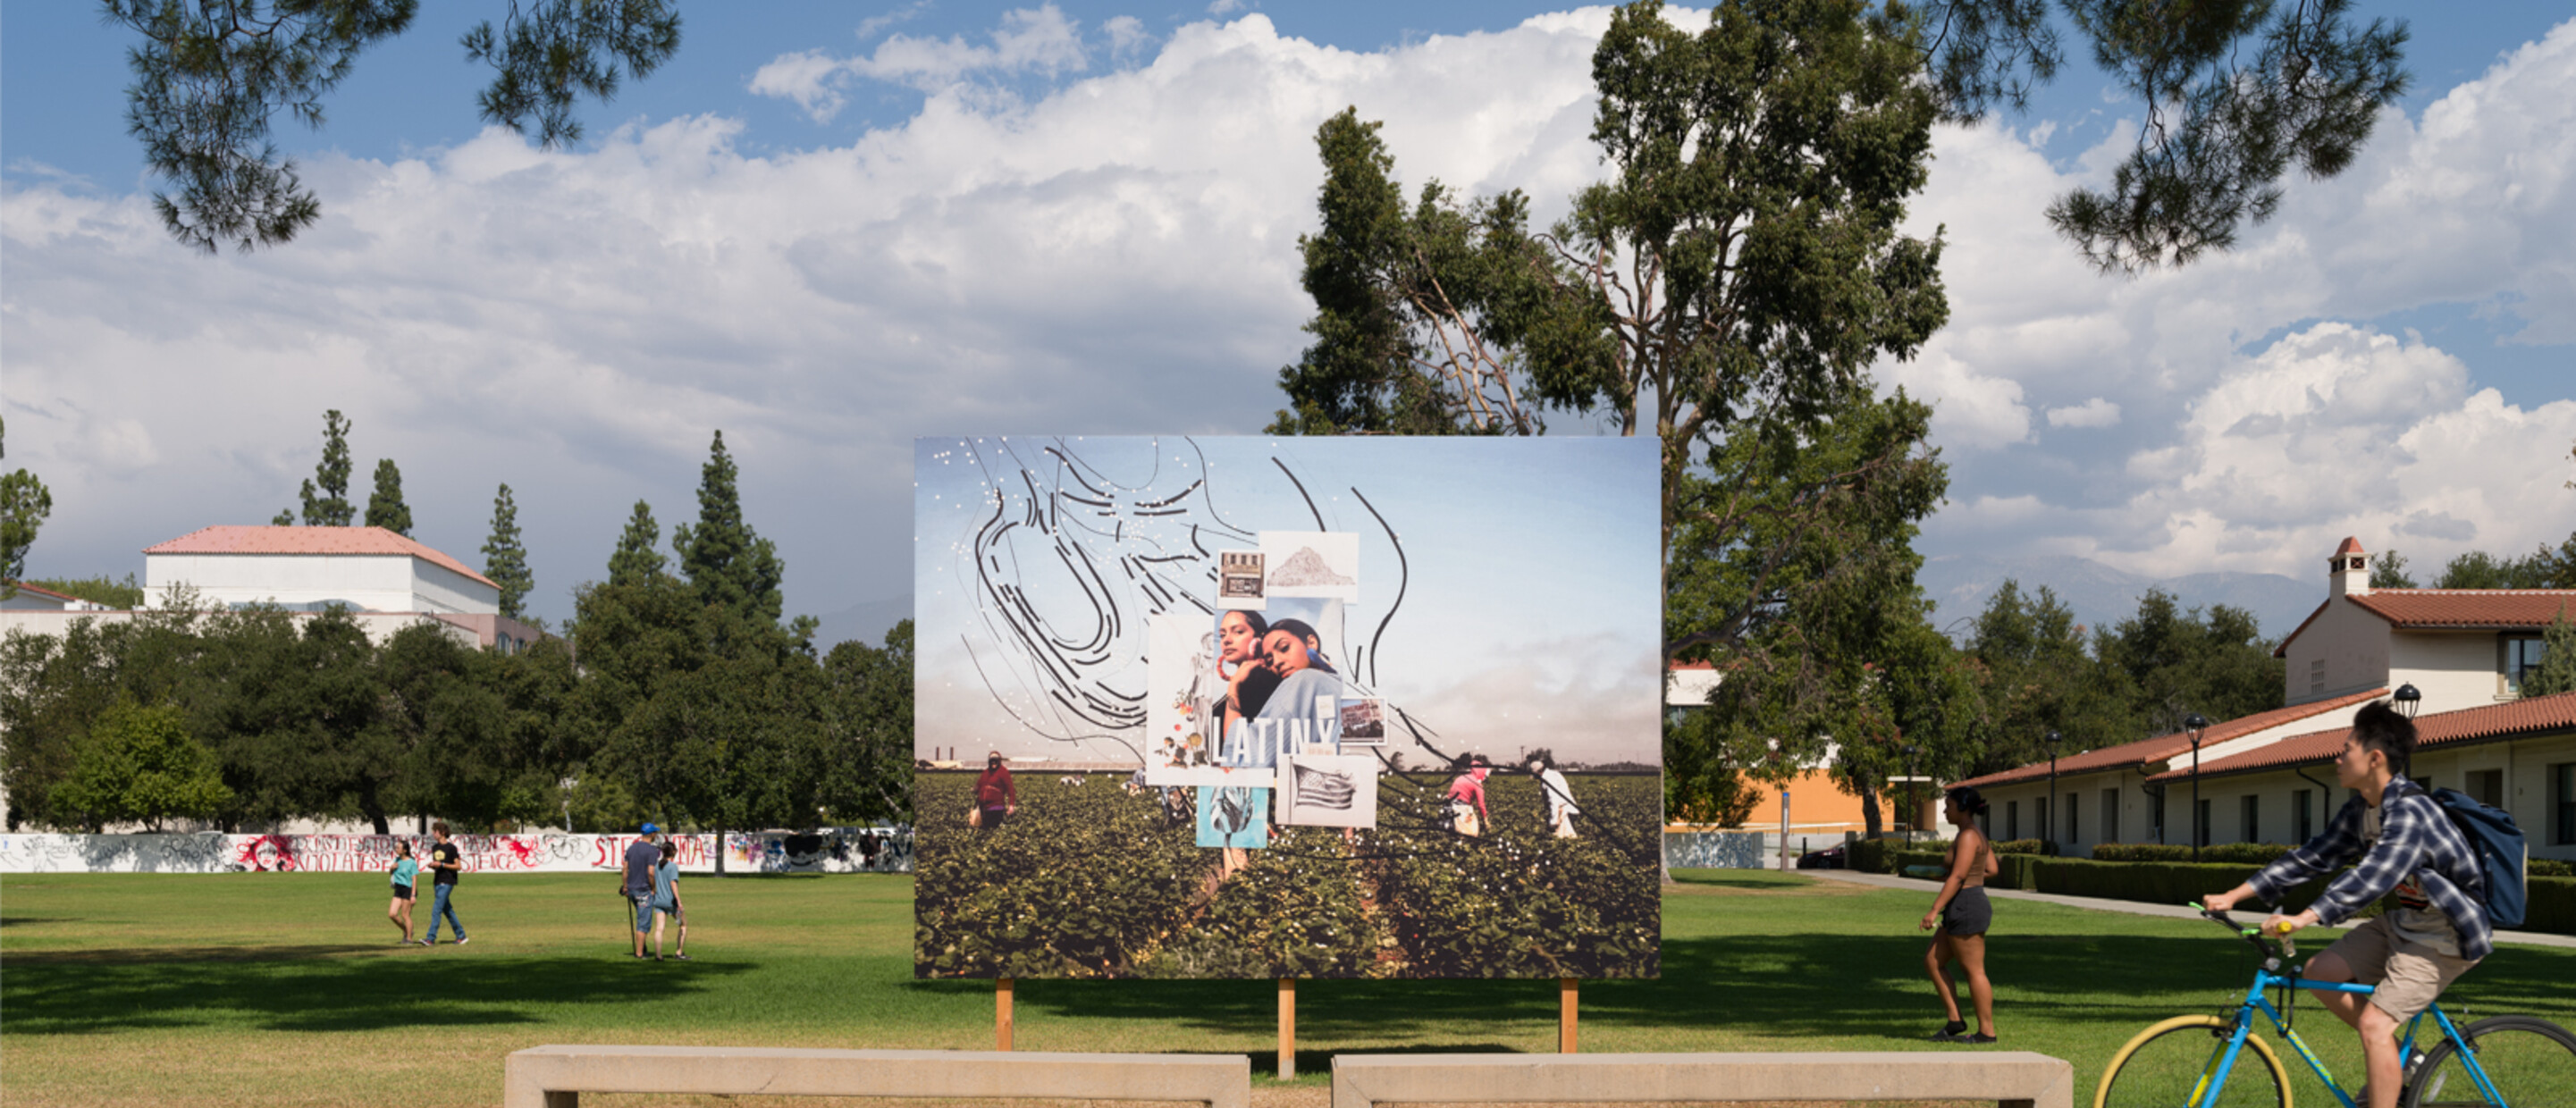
[2247,776,2493,961]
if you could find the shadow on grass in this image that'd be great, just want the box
[0,948,751,1035]
[981,930,2576,1048]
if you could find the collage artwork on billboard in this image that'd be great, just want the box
[913,436,1662,979]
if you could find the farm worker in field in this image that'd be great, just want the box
[652,839,689,961]
[423,820,469,945]
[976,751,1017,831]
[624,823,662,959]
[387,840,420,945]
[1528,753,1580,839]
[1445,758,1491,837]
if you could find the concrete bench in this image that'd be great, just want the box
[1331,1052,2073,1108]
[504,1045,1249,1108]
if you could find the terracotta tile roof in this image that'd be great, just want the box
[2336,536,2365,557]
[145,525,498,589]
[5,581,83,604]
[2151,691,2576,783]
[2347,590,2576,629]
[1955,688,2387,789]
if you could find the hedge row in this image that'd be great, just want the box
[1865,844,2576,936]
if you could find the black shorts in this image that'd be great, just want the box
[1942,886,1991,936]
[391,882,416,901]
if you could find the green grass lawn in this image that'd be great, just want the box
[4,868,2572,1106]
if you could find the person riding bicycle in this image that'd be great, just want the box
[2201,700,2489,1108]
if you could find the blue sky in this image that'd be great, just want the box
[4,3,2572,634]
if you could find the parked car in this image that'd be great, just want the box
[1795,844,1847,869]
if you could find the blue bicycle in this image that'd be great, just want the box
[2093,907,2575,1107]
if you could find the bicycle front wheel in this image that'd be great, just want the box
[2097,1014,2291,1108]
[2406,1014,2576,1107]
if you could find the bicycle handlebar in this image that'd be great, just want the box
[2191,903,2298,961]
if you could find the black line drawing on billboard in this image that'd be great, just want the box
[915,436,1660,980]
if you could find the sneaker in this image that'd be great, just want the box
[1929,1021,1968,1042]
[455,936,470,946]
[671,953,690,961]
[1961,1033,1998,1045]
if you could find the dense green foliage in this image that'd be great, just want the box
[295,410,357,527]
[23,574,147,609]
[1,416,52,599]
[1959,583,2285,776]
[365,457,411,535]
[47,700,232,831]
[481,483,535,620]
[608,499,669,586]
[914,773,1662,979]
[670,432,787,625]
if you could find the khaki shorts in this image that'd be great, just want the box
[2319,915,2478,1023]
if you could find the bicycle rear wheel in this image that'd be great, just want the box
[2097,1014,2291,1108]
[2405,1014,2576,1107]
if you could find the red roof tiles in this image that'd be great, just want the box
[2336,536,2366,557]
[2347,590,2576,629]
[145,525,498,589]
[2151,691,2576,783]
[1955,688,2388,789]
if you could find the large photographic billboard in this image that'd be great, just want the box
[914,436,1660,979]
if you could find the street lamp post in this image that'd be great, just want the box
[2045,731,2061,856]
[2184,713,2210,863]
[2395,683,2421,718]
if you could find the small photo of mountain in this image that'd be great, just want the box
[1260,531,1360,600]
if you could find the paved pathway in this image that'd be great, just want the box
[1800,869,2576,950]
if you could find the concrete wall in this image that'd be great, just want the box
[2282,598,2391,704]
[1979,767,2163,853]
[2179,731,2576,861]
[411,558,501,615]
[0,828,916,874]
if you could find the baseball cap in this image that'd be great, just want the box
[640,822,661,835]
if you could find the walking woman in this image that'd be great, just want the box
[652,840,689,961]
[387,840,420,945]
[1920,785,1999,1043]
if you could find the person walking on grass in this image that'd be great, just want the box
[422,821,469,946]
[1921,786,1998,1044]
[623,822,662,961]
[2201,701,2487,1108]
[652,839,689,961]
[386,840,420,945]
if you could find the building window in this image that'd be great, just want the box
[2241,794,2260,844]
[2504,636,2546,694]
[2310,659,2326,694]
[2554,763,2575,847]
[2007,801,2020,842]
[2101,788,2119,844]
[2466,768,2504,808]
[2295,788,2314,843]
[2196,800,2212,849]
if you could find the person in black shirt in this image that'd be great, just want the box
[423,820,469,945]
[623,823,663,959]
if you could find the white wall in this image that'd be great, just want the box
[2392,632,2509,714]
[146,552,497,615]
[2282,599,2392,705]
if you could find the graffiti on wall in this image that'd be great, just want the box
[0,828,913,875]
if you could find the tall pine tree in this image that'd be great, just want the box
[670,432,784,623]
[608,500,667,586]
[366,458,412,535]
[481,483,534,619]
[299,410,355,526]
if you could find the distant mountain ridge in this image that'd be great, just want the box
[812,594,911,651]
[1919,554,2319,642]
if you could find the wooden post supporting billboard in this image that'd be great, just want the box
[1278,978,1297,1079]
[997,978,1014,1051]
[1560,978,1578,1053]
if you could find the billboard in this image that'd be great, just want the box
[914,436,1661,978]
